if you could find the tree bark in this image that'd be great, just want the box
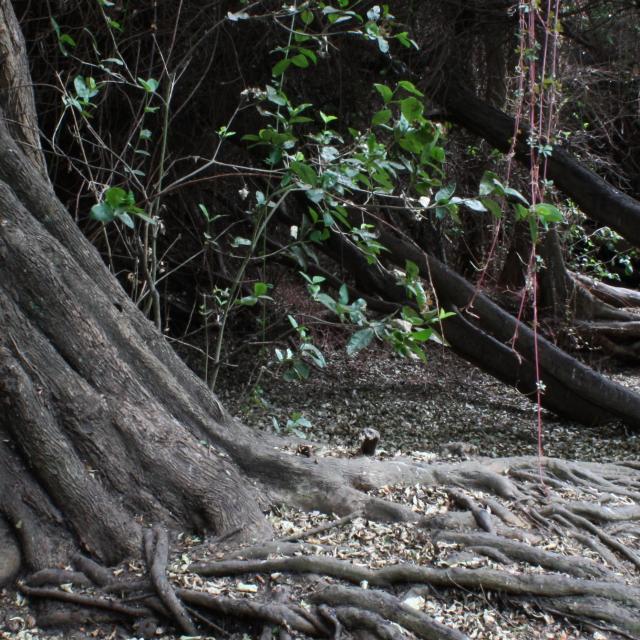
[538,228,631,322]
[572,271,640,308]
[0,1,46,175]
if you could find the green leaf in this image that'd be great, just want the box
[90,202,115,223]
[104,187,127,207]
[253,281,271,296]
[374,83,394,104]
[298,48,317,64]
[376,35,389,54]
[398,80,424,97]
[132,211,156,225]
[292,360,310,380]
[371,169,393,191]
[435,205,448,220]
[479,171,499,196]
[74,76,98,101]
[315,293,337,313]
[59,33,77,49]
[430,146,446,163]
[137,77,159,93]
[462,198,487,212]
[532,202,563,224]
[346,328,375,356]
[401,305,423,325]
[266,85,288,106]
[320,111,338,125]
[395,32,417,48]
[400,97,424,122]
[291,161,317,186]
[482,198,502,218]
[300,343,326,368]
[406,341,428,362]
[301,9,314,24]
[411,328,433,342]
[306,188,325,204]
[405,260,419,280]
[504,186,529,205]
[371,109,392,126]
[272,58,291,76]
[118,212,135,228]
[435,183,456,203]
[291,53,309,68]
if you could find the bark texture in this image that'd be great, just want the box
[0,1,46,175]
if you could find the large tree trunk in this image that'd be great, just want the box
[0,103,426,573]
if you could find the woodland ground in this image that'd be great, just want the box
[1,343,639,640]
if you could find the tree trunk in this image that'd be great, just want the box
[320,223,640,427]
[0,109,427,573]
[538,228,631,322]
[572,271,640,308]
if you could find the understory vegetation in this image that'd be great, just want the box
[2,0,640,638]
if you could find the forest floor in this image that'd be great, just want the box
[2,343,640,640]
[220,342,640,465]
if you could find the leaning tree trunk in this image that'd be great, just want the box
[312,219,640,427]
[0,2,263,570]
[0,24,420,572]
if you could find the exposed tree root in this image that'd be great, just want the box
[145,526,197,635]
[310,586,468,640]
[572,272,640,310]
[15,455,640,639]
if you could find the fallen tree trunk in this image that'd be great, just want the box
[395,236,640,427]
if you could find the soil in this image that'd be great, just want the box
[1,342,639,640]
